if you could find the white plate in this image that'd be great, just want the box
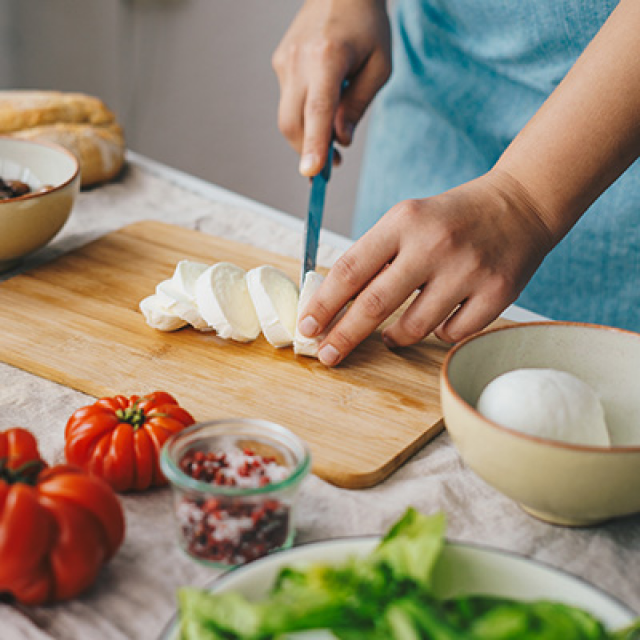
[159,537,636,639]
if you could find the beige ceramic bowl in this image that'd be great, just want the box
[0,137,80,272]
[440,321,640,527]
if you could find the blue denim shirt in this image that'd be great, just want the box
[354,0,639,331]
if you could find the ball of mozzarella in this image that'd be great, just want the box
[476,368,610,446]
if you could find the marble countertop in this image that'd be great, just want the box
[1,153,637,640]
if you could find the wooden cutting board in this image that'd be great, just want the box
[0,220,460,488]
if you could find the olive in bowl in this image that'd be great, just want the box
[440,321,640,527]
[0,137,80,272]
[160,418,312,567]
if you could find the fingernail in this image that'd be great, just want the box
[298,315,319,337]
[318,344,340,366]
[382,331,397,349]
[344,122,355,144]
[299,153,317,176]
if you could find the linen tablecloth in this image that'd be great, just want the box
[1,154,638,640]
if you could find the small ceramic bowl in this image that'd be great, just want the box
[160,418,312,568]
[0,137,80,272]
[440,322,640,526]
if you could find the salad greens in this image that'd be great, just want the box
[177,508,640,640]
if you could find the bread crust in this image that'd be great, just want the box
[0,90,126,187]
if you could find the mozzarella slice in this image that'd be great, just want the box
[139,294,187,332]
[246,265,299,348]
[156,260,210,330]
[195,262,261,342]
[293,271,325,357]
[173,259,210,291]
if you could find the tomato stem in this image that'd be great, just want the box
[115,407,146,429]
[0,458,46,485]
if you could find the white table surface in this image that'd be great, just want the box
[0,153,637,640]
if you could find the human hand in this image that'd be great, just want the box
[272,0,391,176]
[297,171,555,366]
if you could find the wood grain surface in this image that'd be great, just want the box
[0,220,466,488]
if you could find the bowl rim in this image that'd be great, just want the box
[0,135,80,204]
[160,417,313,496]
[441,320,640,454]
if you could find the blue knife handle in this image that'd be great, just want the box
[301,140,334,286]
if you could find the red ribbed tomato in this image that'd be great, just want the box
[0,427,124,605]
[0,426,43,472]
[64,391,196,492]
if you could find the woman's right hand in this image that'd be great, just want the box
[272,0,392,177]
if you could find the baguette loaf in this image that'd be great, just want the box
[0,90,126,187]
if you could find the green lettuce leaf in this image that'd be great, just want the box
[178,588,263,639]
[443,596,609,639]
[370,508,446,589]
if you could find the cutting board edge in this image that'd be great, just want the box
[314,418,446,489]
[0,348,445,490]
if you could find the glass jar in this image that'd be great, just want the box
[160,418,311,568]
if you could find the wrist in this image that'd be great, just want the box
[489,156,582,248]
[483,168,557,251]
[326,0,387,9]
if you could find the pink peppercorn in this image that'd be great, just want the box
[176,447,291,565]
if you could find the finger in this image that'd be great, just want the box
[335,53,391,146]
[300,67,345,177]
[301,146,341,183]
[381,280,468,348]
[315,256,429,367]
[298,223,402,337]
[434,294,507,344]
[277,83,307,154]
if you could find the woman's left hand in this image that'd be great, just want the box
[297,170,555,366]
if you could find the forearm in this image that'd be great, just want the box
[494,0,640,244]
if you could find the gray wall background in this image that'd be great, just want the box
[1,0,372,237]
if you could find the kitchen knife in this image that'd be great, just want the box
[300,141,334,288]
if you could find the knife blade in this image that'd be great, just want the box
[300,141,334,288]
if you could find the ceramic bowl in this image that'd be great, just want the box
[0,137,80,272]
[440,321,640,526]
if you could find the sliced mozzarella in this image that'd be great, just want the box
[139,294,187,332]
[156,260,210,330]
[246,265,299,348]
[195,262,261,342]
[294,271,325,357]
[173,260,210,291]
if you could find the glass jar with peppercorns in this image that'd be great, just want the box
[161,418,311,568]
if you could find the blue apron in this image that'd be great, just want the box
[354,0,640,332]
